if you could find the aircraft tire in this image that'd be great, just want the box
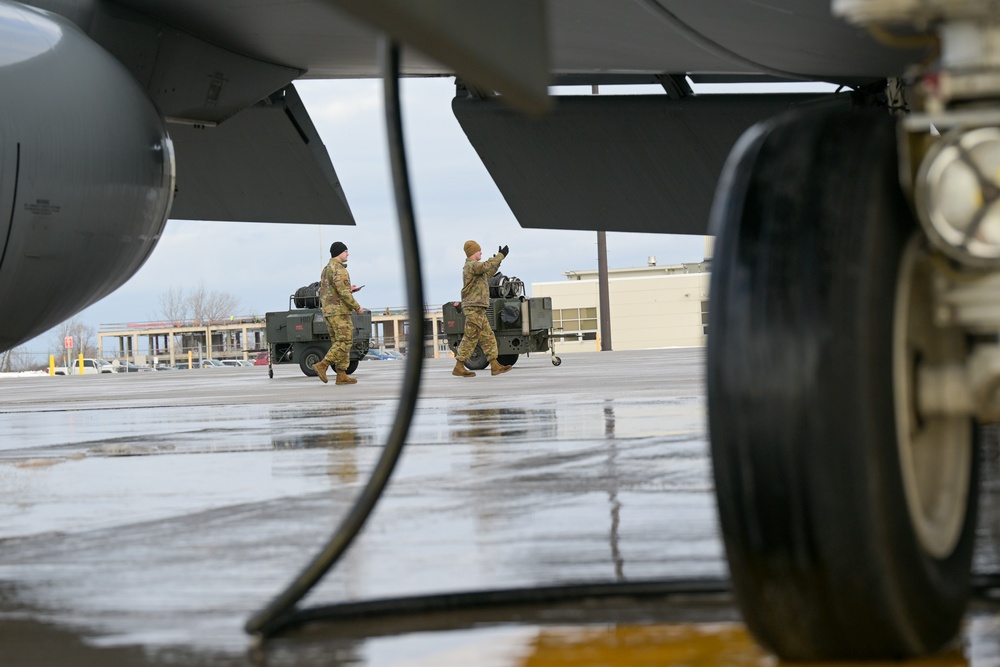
[299,346,326,377]
[465,345,490,371]
[707,106,979,660]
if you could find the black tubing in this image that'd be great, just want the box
[269,578,732,635]
[244,39,426,638]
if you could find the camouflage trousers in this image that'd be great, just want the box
[456,307,498,361]
[322,312,353,370]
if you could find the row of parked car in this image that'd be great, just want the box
[55,350,393,374]
[53,358,146,374]
[155,359,256,370]
[52,356,267,374]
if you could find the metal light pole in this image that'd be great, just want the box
[593,84,612,351]
[597,230,612,351]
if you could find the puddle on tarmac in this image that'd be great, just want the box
[1,366,997,666]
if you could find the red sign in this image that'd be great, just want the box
[64,336,73,349]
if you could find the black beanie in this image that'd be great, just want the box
[330,241,347,257]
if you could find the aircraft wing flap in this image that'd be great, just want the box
[167,84,355,225]
[453,92,849,235]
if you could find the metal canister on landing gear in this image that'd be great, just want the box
[263,284,371,379]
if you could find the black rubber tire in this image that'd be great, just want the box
[464,345,489,371]
[707,107,978,661]
[496,354,518,367]
[551,356,561,367]
[299,346,327,377]
[346,358,359,375]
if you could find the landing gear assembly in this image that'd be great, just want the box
[709,0,1000,660]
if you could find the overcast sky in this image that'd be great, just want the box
[19,77,717,359]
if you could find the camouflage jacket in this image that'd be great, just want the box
[319,259,360,315]
[461,252,503,309]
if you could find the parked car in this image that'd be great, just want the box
[220,359,244,367]
[253,351,269,366]
[363,351,387,361]
[381,350,404,360]
[115,360,151,373]
[172,359,225,369]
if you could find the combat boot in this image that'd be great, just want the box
[335,369,357,385]
[313,359,330,383]
[489,358,512,376]
[452,360,475,378]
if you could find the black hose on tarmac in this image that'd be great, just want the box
[244,38,426,639]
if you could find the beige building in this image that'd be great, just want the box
[531,255,710,354]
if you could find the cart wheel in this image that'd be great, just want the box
[551,356,561,366]
[268,368,273,379]
[299,346,326,377]
[465,345,490,371]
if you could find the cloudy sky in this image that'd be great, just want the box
[20,77,718,360]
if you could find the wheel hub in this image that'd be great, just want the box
[894,237,972,558]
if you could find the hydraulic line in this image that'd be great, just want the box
[244,38,426,639]
[267,578,732,636]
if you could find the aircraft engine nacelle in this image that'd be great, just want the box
[0,1,175,352]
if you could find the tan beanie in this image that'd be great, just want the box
[464,240,481,257]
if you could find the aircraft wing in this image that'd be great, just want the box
[167,85,355,226]
[94,0,925,235]
[1,0,929,351]
[34,0,926,232]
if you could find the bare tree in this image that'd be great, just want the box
[50,318,99,362]
[202,286,241,323]
[155,283,241,325]
[156,286,188,324]
[188,281,240,323]
[0,345,33,372]
[188,283,209,323]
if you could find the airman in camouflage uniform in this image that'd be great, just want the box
[454,240,513,378]
[314,241,363,385]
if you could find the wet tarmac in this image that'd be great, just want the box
[0,348,998,666]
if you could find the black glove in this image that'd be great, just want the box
[499,245,509,257]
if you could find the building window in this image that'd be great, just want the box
[701,300,709,335]
[554,307,599,339]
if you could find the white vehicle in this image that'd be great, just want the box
[53,358,114,375]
